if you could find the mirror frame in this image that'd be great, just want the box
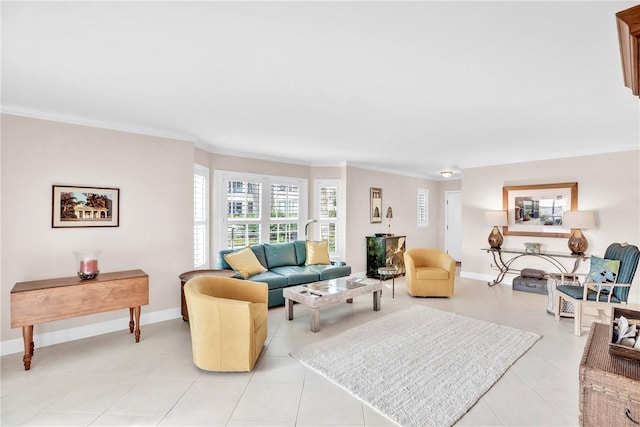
[502,182,578,238]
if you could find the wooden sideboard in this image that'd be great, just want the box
[11,269,149,370]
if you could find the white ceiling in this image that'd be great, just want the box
[2,1,639,179]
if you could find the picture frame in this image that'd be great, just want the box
[370,187,382,223]
[52,185,120,228]
[503,182,577,238]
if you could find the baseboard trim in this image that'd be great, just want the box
[0,307,181,356]
[460,270,513,286]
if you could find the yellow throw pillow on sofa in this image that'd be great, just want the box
[224,247,267,279]
[305,240,331,265]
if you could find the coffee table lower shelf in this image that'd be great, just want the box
[283,277,382,332]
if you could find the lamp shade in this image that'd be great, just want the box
[484,211,507,226]
[386,207,393,219]
[563,211,595,229]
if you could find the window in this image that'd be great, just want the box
[214,171,308,252]
[194,164,209,269]
[315,180,341,257]
[417,188,429,227]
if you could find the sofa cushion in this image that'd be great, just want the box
[246,270,289,290]
[305,240,331,265]
[270,266,320,285]
[223,247,267,279]
[556,285,621,303]
[416,267,449,280]
[293,240,307,266]
[308,264,352,280]
[264,242,297,268]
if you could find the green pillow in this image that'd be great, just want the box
[586,256,620,293]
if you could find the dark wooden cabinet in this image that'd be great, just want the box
[366,235,406,279]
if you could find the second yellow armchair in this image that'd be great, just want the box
[404,248,456,297]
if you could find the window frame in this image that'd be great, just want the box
[213,170,308,255]
[193,164,210,269]
[417,187,429,228]
[314,179,342,259]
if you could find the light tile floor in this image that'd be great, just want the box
[1,270,593,426]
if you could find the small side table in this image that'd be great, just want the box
[378,266,398,298]
[179,269,236,321]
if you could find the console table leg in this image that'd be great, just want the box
[133,306,141,342]
[129,307,134,333]
[373,290,381,311]
[22,325,33,370]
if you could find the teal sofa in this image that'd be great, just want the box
[216,241,351,307]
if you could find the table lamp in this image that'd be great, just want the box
[386,207,393,235]
[563,211,595,255]
[484,211,508,249]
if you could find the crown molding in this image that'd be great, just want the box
[1,105,197,143]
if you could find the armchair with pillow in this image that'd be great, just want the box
[554,242,640,336]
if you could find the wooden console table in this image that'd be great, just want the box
[11,269,149,370]
[483,247,588,286]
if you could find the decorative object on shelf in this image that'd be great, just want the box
[440,170,453,178]
[616,4,640,96]
[484,210,507,249]
[502,182,577,238]
[386,207,393,235]
[524,242,542,254]
[52,185,120,228]
[563,210,595,255]
[304,218,317,239]
[370,188,382,223]
[73,250,102,279]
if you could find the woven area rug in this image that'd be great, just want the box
[290,305,541,427]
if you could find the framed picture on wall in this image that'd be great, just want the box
[370,187,382,223]
[52,185,120,228]
[503,182,577,238]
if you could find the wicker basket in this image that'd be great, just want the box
[580,323,640,426]
[609,307,640,362]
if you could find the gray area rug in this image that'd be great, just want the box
[290,305,541,427]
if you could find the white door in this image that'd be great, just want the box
[445,191,462,261]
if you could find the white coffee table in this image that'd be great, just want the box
[283,277,382,332]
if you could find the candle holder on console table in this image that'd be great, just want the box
[73,250,102,280]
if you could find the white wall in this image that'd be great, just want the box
[1,114,193,352]
[461,150,640,303]
[344,166,440,274]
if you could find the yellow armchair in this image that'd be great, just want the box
[404,248,456,297]
[184,276,268,371]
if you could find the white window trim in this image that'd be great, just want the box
[213,170,308,256]
[417,188,429,228]
[314,179,343,259]
[194,164,210,269]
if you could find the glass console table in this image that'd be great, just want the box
[483,247,589,287]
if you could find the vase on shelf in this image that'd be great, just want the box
[73,250,102,280]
